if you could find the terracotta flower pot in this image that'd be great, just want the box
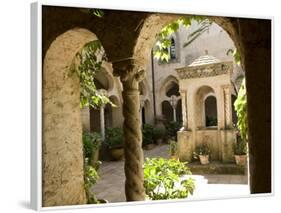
[234,154,247,166]
[199,155,209,165]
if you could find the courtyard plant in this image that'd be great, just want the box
[84,162,108,204]
[142,124,155,150]
[84,164,100,204]
[152,127,166,145]
[194,143,210,165]
[104,127,124,160]
[83,131,102,166]
[144,158,195,200]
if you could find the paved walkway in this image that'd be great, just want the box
[93,144,249,203]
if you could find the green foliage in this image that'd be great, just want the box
[153,16,211,62]
[169,140,178,156]
[89,9,104,18]
[233,137,247,155]
[234,78,248,141]
[76,40,111,109]
[83,132,102,159]
[142,124,154,146]
[152,127,166,140]
[84,164,100,204]
[164,121,182,139]
[105,127,124,149]
[194,143,210,158]
[144,158,195,200]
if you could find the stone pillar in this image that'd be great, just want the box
[223,85,233,128]
[113,59,146,201]
[100,104,105,140]
[180,90,187,129]
[239,19,271,193]
[169,95,178,122]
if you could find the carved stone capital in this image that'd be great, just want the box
[113,58,146,91]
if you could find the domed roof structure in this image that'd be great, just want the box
[188,50,221,67]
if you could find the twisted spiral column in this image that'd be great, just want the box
[114,59,146,201]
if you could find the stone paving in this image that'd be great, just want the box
[93,144,249,203]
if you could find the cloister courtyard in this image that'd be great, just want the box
[42,6,271,207]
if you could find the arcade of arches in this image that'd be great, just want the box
[42,6,271,206]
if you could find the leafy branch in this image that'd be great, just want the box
[153,16,211,63]
[76,40,111,108]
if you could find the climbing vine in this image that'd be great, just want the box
[76,40,111,108]
[234,78,248,141]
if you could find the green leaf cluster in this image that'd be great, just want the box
[234,78,248,142]
[153,16,211,63]
[144,158,195,200]
[84,164,100,204]
[83,131,102,159]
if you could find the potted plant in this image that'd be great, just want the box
[194,143,210,165]
[142,124,155,150]
[153,127,165,145]
[169,139,178,159]
[233,138,247,166]
[83,131,102,166]
[144,158,195,200]
[104,127,124,161]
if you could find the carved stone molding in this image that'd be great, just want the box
[176,61,233,79]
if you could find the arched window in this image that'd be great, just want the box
[205,96,218,127]
[170,37,176,60]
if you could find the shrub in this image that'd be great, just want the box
[144,158,195,200]
[84,163,100,204]
[142,124,154,146]
[152,127,166,140]
[83,131,102,159]
[164,121,182,140]
[104,127,124,149]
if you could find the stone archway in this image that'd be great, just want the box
[43,7,271,203]
[43,28,103,206]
